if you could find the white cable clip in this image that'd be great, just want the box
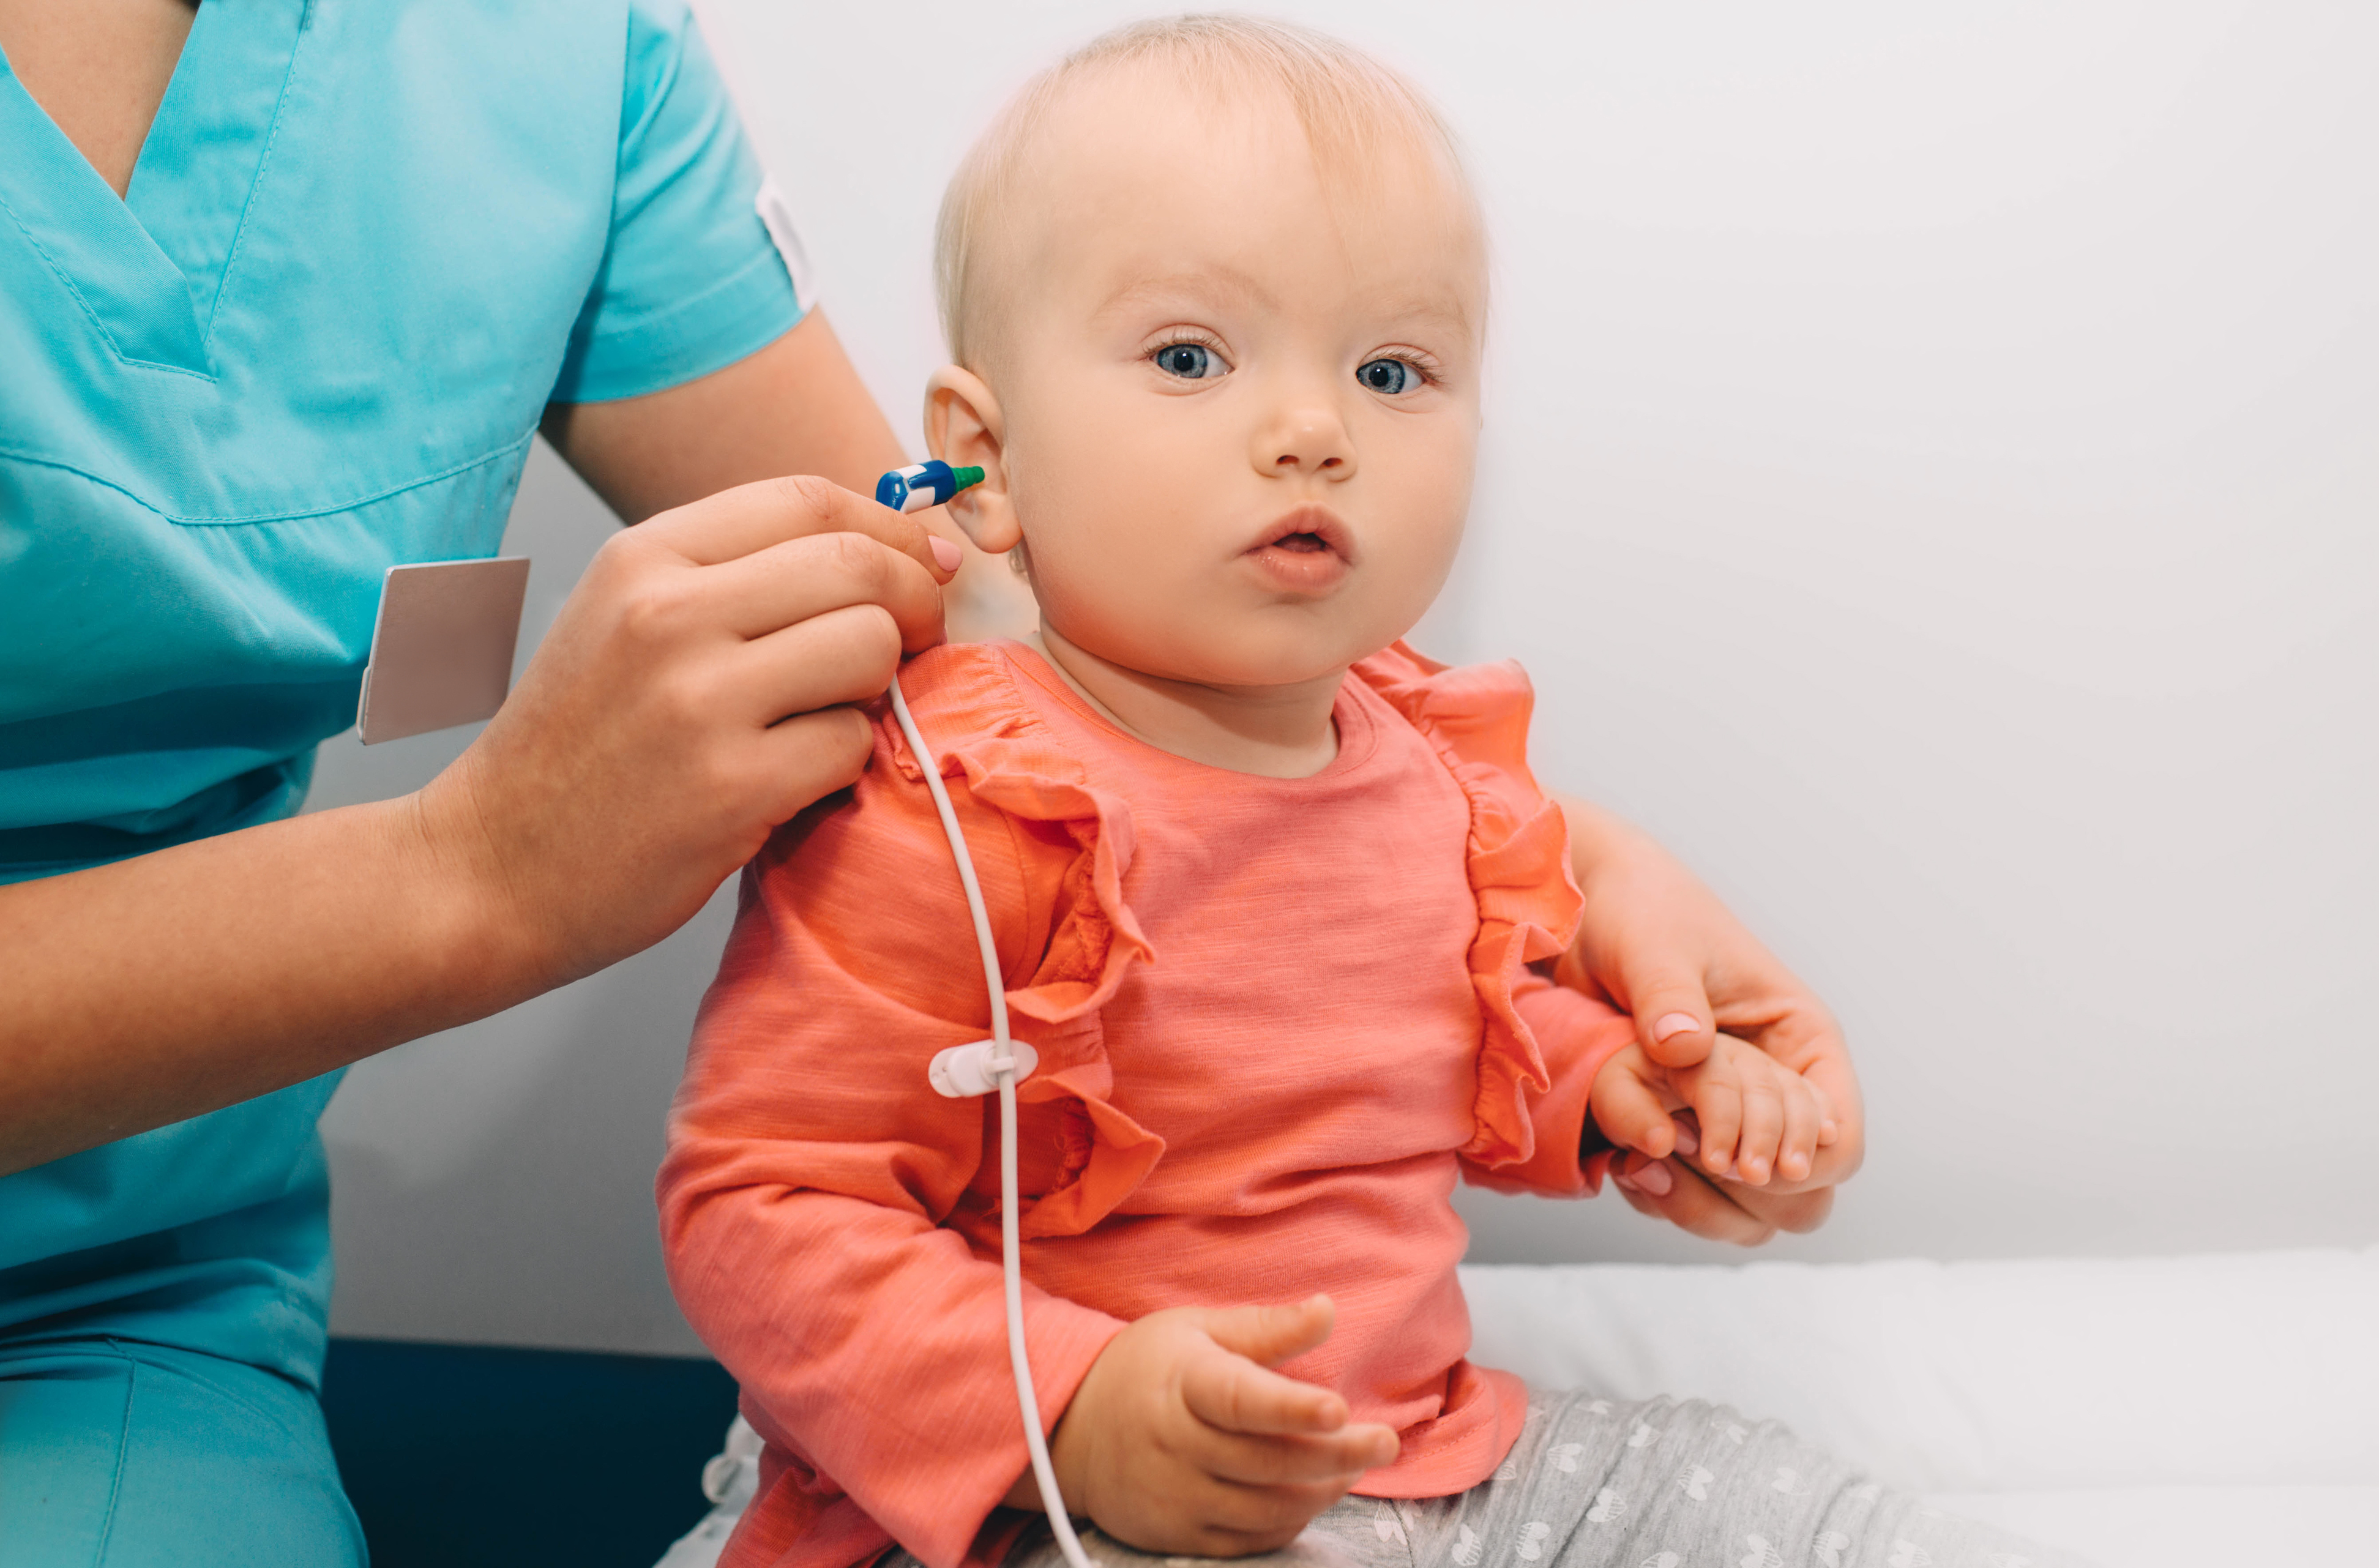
[928,1039,1040,1099]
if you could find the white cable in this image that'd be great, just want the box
[889,675,1097,1568]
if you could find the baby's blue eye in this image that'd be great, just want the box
[1358,358,1421,395]
[1154,343,1223,379]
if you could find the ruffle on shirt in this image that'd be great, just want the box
[1352,643,1586,1171]
[882,649,1166,1239]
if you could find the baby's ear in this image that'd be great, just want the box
[924,367,1021,554]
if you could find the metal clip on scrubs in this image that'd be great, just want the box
[877,465,1095,1568]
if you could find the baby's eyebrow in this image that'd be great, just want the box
[1368,293,1477,338]
[1095,267,1278,321]
[1096,271,1478,344]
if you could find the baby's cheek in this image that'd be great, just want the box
[1366,468,1472,621]
[1024,528,1190,668]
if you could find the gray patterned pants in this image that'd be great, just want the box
[979,1390,2095,1568]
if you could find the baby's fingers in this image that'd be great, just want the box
[1692,1072,1744,1180]
[1774,1075,1826,1184]
[1172,1476,1356,1557]
[1589,1059,1682,1159]
[1733,1075,1786,1186]
[1199,1424,1402,1488]
[1181,1342,1345,1438]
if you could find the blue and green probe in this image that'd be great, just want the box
[875,459,984,514]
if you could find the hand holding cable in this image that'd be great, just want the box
[428,476,956,988]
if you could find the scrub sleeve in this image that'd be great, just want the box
[0,2,805,1561]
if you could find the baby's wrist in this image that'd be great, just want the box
[1004,1390,1089,1513]
[1001,1462,1045,1510]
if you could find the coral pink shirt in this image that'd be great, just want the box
[659,641,1633,1568]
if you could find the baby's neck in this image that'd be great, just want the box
[1028,624,1343,779]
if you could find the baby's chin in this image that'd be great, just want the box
[1056,615,1406,692]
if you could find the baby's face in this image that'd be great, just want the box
[946,69,1485,689]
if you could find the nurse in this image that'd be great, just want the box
[0,2,1859,1564]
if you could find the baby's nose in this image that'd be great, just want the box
[1260,409,1355,477]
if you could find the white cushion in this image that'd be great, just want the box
[1930,1487,2379,1565]
[1457,1249,2378,1493]
[1458,1249,2377,1567]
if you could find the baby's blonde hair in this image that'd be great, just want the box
[933,13,1478,371]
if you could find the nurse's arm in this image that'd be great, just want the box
[540,309,1040,640]
[0,479,954,1178]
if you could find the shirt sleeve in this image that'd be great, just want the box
[657,720,1125,1568]
[1460,979,1637,1197]
[548,0,806,403]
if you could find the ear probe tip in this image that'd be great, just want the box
[876,460,986,515]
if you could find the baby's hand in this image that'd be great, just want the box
[1591,1034,1839,1190]
[1009,1295,1399,1556]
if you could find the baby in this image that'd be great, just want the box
[660,18,2078,1568]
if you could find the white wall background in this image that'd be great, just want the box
[314,1,2379,1355]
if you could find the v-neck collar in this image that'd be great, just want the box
[0,0,307,379]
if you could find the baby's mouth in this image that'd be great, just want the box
[1244,505,1356,591]
[1246,505,1354,561]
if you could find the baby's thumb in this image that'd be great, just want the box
[1626,969,1714,1069]
[1200,1295,1337,1368]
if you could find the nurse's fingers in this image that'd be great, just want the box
[1610,1155,1779,1246]
[749,706,881,823]
[643,474,953,581]
[731,602,906,727]
[703,528,946,652]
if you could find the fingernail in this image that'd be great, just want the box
[1653,1013,1701,1042]
[1670,1118,1699,1155]
[1631,1160,1673,1196]
[928,536,963,572]
[1820,1119,1840,1144]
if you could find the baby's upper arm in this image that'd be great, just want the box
[667,728,1051,1220]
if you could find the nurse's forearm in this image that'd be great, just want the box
[0,796,548,1178]
[540,309,906,522]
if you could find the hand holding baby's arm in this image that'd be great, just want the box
[1006,1295,1399,1557]
[1553,794,1866,1222]
[1591,1034,1842,1191]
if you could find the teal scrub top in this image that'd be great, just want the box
[0,0,804,1387]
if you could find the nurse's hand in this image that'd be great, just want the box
[1552,794,1865,1240]
[422,475,958,988]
